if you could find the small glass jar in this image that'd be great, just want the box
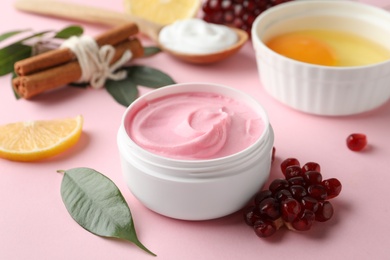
[117,83,274,220]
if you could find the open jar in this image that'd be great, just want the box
[117,83,274,220]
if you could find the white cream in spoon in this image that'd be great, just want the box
[158,18,238,54]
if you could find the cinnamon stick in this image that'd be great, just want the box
[14,22,139,76]
[13,38,144,99]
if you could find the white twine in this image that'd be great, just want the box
[61,35,132,89]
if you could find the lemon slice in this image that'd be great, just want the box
[123,0,201,26]
[0,115,83,162]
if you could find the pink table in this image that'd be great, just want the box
[1,0,389,259]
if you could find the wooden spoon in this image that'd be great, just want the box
[14,0,248,64]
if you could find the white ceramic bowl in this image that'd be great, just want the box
[117,83,274,220]
[252,0,390,116]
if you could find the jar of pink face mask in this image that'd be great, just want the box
[117,82,274,220]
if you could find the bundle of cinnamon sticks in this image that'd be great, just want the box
[13,23,144,99]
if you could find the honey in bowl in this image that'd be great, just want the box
[266,29,390,67]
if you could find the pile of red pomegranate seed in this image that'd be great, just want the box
[244,158,342,237]
[202,0,294,34]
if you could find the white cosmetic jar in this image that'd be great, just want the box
[252,0,390,116]
[117,83,274,220]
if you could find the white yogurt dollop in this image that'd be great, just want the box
[158,18,238,54]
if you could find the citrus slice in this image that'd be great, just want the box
[0,115,83,162]
[123,0,201,26]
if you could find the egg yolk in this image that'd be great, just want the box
[266,34,336,66]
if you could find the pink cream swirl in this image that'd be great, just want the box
[127,92,264,160]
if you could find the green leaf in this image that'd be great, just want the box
[105,77,139,107]
[143,46,161,57]
[0,43,32,76]
[14,30,52,44]
[59,167,155,256]
[0,29,29,42]
[125,65,175,88]
[54,25,83,39]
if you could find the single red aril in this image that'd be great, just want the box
[254,190,272,205]
[281,198,301,222]
[315,201,334,222]
[301,196,319,213]
[274,189,293,202]
[302,162,321,173]
[269,178,289,194]
[253,219,277,238]
[285,165,303,179]
[346,133,367,151]
[288,176,306,187]
[281,158,300,175]
[307,185,328,201]
[243,206,260,226]
[322,178,342,199]
[291,210,315,231]
[289,185,307,199]
[303,171,323,185]
[258,197,281,220]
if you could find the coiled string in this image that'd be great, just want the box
[61,35,132,89]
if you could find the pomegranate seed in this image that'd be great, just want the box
[234,5,244,17]
[274,189,293,202]
[302,162,321,173]
[281,158,300,175]
[223,11,235,23]
[291,210,315,231]
[285,165,303,179]
[212,12,224,23]
[221,0,233,10]
[288,176,306,187]
[232,18,244,28]
[289,185,307,199]
[205,0,220,11]
[346,133,367,151]
[253,219,277,238]
[281,198,301,222]
[322,178,342,199]
[253,8,264,17]
[243,206,261,226]
[243,1,256,11]
[315,201,334,222]
[254,190,272,205]
[202,2,213,13]
[301,196,319,212]
[307,185,327,201]
[244,14,256,26]
[303,171,323,185]
[269,179,289,194]
[258,197,281,220]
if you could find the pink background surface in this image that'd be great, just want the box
[1,0,390,259]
